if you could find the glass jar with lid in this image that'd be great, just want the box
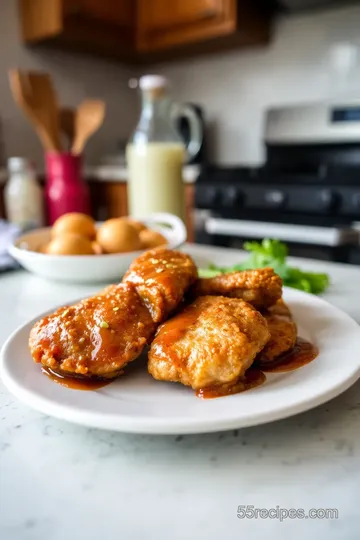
[126,75,202,221]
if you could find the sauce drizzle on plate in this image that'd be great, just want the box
[258,337,318,373]
[197,338,318,399]
[42,338,318,395]
[196,369,266,399]
[41,366,113,391]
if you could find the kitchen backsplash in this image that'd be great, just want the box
[155,4,360,165]
[0,0,137,168]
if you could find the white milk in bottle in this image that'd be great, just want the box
[126,75,202,222]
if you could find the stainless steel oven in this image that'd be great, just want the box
[195,101,360,263]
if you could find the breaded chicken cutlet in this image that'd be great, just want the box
[257,299,297,364]
[29,283,157,378]
[29,249,197,378]
[192,271,296,367]
[30,245,290,386]
[123,247,198,322]
[148,296,270,390]
[192,268,282,309]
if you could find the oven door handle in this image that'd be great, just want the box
[205,218,359,247]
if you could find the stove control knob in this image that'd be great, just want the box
[196,186,219,208]
[204,186,220,207]
[352,192,360,210]
[318,189,337,211]
[221,186,242,207]
[264,190,286,208]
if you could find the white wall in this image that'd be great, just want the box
[154,4,360,165]
[0,0,137,167]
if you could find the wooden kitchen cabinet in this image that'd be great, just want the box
[101,182,129,220]
[88,181,195,242]
[138,0,270,56]
[138,0,226,42]
[138,0,235,53]
[19,0,271,62]
[20,0,137,61]
[185,184,195,243]
[88,181,128,221]
[63,0,134,27]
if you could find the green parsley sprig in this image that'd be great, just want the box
[198,239,330,294]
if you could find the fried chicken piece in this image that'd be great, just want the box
[192,268,282,309]
[257,299,297,364]
[30,249,197,378]
[148,296,270,390]
[29,283,157,378]
[123,248,198,323]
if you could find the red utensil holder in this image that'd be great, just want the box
[45,152,90,225]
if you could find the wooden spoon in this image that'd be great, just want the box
[59,107,75,151]
[9,70,61,152]
[72,99,106,155]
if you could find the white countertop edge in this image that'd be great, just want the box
[0,164,200,185]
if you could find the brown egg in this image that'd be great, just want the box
[139,229,167,249]
[96,218,142,253]
[126,219,147,233]
[92,241,103,255]
[46,233,94,255]
[52,213,96,240]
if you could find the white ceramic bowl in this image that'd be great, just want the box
[9,213,187,283]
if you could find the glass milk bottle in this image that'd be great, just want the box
[126,75,202,221]
[5,157,44,230]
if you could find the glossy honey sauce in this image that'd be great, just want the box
[196,338,318,399]
[196,369,266,399]
[258,337,318,373]
[42,338,318,397]
[41,367,113,391]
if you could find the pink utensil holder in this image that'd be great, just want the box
[45,152,90,225]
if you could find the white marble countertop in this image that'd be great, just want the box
[0,164,200,186]
[1,244,360,539]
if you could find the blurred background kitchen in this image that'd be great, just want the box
[1,0,360,263]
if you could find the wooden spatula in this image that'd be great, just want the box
[9,69,61,152]
[59,107,75,151]
[72,99,106,155]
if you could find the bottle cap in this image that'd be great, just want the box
[7,157,31,173]
[139,75,168,91]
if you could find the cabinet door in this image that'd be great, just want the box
[138,0,236,52]
[140,0,222,31]
[105,183,129,219]
[64,0,135,28]
[88,181,128,221]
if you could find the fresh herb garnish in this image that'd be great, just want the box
[198,239,330,294]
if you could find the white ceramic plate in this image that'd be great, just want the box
[1,287,360,435]
[9,213,186,283]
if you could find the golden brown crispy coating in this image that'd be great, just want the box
[192,268,282,309]
[148,296,270,390]
[29,283,157,378]
[257,299,297,363]
[123,248,198,323]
